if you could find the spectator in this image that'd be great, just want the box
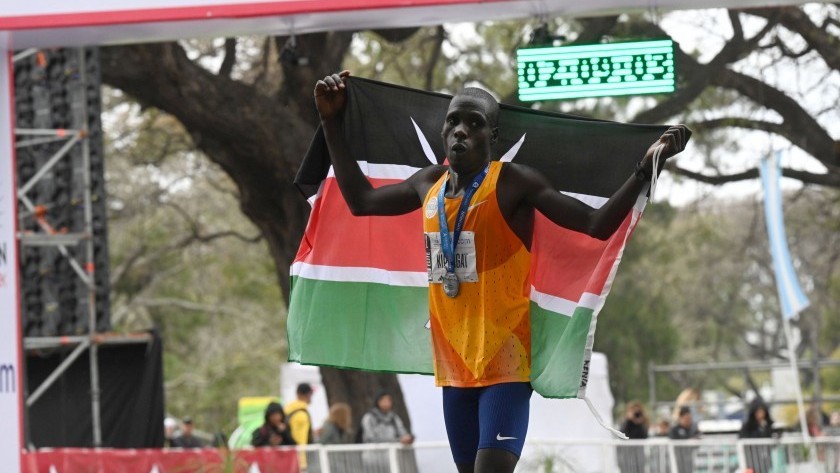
[286,383,315,470]
[669,407,699,473]
[618,400,648,473]
[620,400,649,439]
[669,407,700,440]
[361,391,413,445]
[320,403,354,445]
[653,418,671,437]
[672,388,702,424]
[739,398,774,439]
[285,383,315,445]
[827,411,840,435]
[739,399,775,473]
[252,402,295,447]
[360,391,414,473]
[807,407,825,437]
[163,417,178,448]
[171,416,206,448]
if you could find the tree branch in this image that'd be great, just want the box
[133,297,241,315]
[711,67,838,167]
[218,38,237,77]
[745,6,840,71]
[164,201,262,244]
[371,27,421,43]
[693,117,785,135]
[571,16,620,44]
[665,161,840,187]
[110,243,149,287]
[424,26,446,91]
[630,10,774,124]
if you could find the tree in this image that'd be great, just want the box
[101,32,418,431]
[104,94,287,431]
[594,204,680,405]
[631,187,840,410]
[99,5,839,427]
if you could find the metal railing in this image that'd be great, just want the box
[295,436,840,473]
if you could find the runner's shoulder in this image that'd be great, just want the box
[408,164,447,192]
[499,161,547,188]
[413,164,447,180]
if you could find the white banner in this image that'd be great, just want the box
[0,53,23,473]
[0,0,813,50]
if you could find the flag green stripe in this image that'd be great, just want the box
[530,303,594,399]
[287,276,433,374]
[288,276,597,396]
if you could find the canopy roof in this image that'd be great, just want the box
[1,0,808,49]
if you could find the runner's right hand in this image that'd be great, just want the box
[314,71,350,121]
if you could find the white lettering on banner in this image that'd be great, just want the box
[0,54,24,473]
[0,364,15,393]
[424,231,478,283]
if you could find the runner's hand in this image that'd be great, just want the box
[641,124,692,170]
[314,71,351,121]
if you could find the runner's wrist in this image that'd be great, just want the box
[634,159,651,182]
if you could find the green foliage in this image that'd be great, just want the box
[595,203,680,405]
[104,89,286,435]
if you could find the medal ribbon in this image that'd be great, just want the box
[437,163,490,277]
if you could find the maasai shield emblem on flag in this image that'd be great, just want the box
[288,77,666,399]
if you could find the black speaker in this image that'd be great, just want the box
[14,48,111,337]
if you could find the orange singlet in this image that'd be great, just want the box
[422,161,532,388]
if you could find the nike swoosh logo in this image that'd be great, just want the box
[496,433,517,441]
[468,200,486,212]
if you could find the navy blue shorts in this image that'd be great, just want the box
[442,382,532,465]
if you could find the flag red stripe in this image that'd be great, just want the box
[530,213,633,300]
[295,177,633,300]
[295,177,426,271]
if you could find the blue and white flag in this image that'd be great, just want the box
[759,152,810,320]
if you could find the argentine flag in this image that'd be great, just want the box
[759,152,810,320]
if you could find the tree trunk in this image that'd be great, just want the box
[320,367,413,435]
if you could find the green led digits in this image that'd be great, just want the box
[517,39,676,101]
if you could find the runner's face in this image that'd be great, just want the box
[441,95,497,174]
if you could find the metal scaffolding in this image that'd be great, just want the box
[12,48,146,448]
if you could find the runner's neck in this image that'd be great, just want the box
[446,160,490,197]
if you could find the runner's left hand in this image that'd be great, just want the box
[638,124,692,176]
[644,124,692,163]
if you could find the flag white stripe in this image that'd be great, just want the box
[291,261,428,287]
[326,161,424,180]
[411,117,439,165]
[561,191,608,209]
[311,164,612,210]
[292,262,602,314]
[500,133,526,162]
[530,287,600,315]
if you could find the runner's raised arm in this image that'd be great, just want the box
[314,71,444,216]
[498,125,691,242]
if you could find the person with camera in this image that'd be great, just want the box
[618,401,649,472]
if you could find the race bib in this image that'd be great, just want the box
[425,231,478,283]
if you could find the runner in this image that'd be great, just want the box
[314,71,690,473]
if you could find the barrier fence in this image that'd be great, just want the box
[21,436,840,473]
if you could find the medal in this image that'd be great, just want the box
[437,164,489,299]
[443,272,460,298]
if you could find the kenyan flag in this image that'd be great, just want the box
[288,77,666,398]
